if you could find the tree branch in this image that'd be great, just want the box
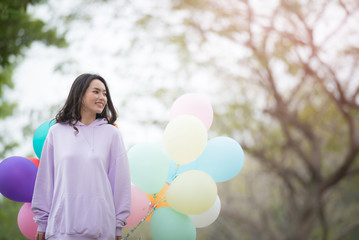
[319,3,358,47]
[320,146,359,193]
[352,85,359,104]
[298,60,359,185]
[313,1,330,27]
[247,20,322,182]
[245,146,307,188]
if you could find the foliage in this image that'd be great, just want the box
[0,197,27,240]
[0,0,67,157]
[0,0,67,238]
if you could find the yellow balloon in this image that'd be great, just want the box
[166,170,217,215]
[164,115,207,165]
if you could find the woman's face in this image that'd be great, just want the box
[81,79,108,116]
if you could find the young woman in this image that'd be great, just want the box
[32,73,131,240]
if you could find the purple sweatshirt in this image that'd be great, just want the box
[31,118,131,240]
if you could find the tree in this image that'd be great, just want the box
[0,0,66,158]
[127,0,359,239]
[0,1,66,239]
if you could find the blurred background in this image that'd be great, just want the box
[1,0,359,239]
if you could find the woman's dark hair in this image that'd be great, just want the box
[55,73,117,130]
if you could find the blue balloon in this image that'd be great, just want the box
[0,156,38,202]
[167,155,199,183]
[33,120,55,159]
[151,207,196,240]
[197,137,244,182]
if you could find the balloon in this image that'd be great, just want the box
[33,120,55,159]
[189,195,221,228]
[150,207,196,240]
[18,203,37,240]
[128,143,169,194]
[145,183,170,222]
[167,156,198,183]
[164,115,207,165]
[27,157,40,168]
[197,136,245,182]
[170,93,213,130]
[166,170,217,215]
[0,156,38,202]
[126,185,150,228]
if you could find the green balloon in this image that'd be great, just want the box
[32,120,56,159]
[128,143,169,194]
[151,207,196,240]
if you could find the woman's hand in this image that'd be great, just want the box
[36,232,45,240]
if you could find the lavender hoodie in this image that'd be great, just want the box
[31,118,131,240]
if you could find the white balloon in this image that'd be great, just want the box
[189,195,221,228]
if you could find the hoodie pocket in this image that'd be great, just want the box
[47,194,108,238]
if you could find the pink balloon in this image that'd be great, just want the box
[18,203,37,240]
[126,185,151,228]
[170,93,213,130]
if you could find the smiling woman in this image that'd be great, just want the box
[81,79,108,126]
[31,73,131,240]
[54,74,117,131]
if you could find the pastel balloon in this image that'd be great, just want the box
[18,203,37,240]
[33,120,55,159]
[145,183,170,222]
[170,93,213,130]
[164,115,207,165]
[189,195,221,228]
[197,137,244,182]
[0,156,38,202]
[151,207,196,240]
[166,170,217,215]
[128,143,169,194]
[126,185,150,227]
[27,157,40,168]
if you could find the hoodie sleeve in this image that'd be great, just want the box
[108,129,131,236]
[31,130,55,232]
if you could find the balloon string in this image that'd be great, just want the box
[124,164,180,239]
[172,164,181,181]
[123,197,166,240]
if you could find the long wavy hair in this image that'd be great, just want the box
[55,73,117,131]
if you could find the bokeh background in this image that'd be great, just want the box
[1,0,359,239]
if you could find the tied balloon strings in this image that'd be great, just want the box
[123,164,181,240]
[123,196,166,240]
[172,164,180,180]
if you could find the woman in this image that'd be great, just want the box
[32,73,131,240]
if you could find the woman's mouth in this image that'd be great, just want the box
[96,102,104,108]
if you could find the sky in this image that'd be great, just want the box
[2,0,219,158]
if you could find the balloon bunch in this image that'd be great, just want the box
[125,93,245,240]
[0,120,55,240]
[0,93,244,240]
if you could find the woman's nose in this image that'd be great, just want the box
[99,93,105,100]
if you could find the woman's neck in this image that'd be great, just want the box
[80,111,96,126]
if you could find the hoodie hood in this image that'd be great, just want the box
[74,118,108,127]
[72,118,109,151]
